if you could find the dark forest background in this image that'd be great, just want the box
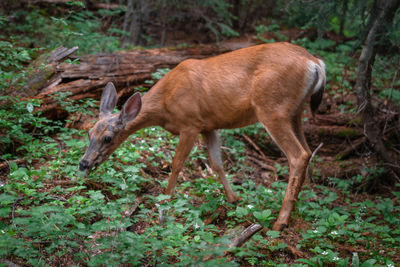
[0,0,399,266]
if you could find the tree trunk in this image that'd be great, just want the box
[339,0,348,36]
[355,0,400,178]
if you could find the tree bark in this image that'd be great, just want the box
[6,46,79,98]
[339,0,348,36]
[355,0,400,178]
[20,0,122,9]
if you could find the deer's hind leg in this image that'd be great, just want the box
[203,130,238,203]
[255,107,311,231]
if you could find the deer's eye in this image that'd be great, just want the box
[104,136,112,143]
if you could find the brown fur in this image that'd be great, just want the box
[81,42,325,231]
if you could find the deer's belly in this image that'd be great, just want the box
[202,108,258,131]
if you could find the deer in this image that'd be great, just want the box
[79,42,326,231]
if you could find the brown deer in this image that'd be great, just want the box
[79,42,326,231]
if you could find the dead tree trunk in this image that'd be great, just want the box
[355,0,400,178]
[27,44,239,120]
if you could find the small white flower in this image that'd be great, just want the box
[387,264,394,267]
[205,190,209,193]
[321,251,328,255]
[195,222,200,229]
[333,257,340,261]
[266,189,273,193]
[1,230,5,234]
[247,205,254,209]
[151,128,156,131]
[331,231,338,235]
[313,229,318,234]
[184,194,188,198]
[356,216,363,223]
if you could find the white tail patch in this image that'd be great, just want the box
[315,59,326,93]
[304,60,326,96]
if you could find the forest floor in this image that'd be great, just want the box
[1,34,400,266]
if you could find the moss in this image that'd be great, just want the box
[18,64,56,97]
[348,117,362,125]
[317,128,329,136]
[336,128,360,139]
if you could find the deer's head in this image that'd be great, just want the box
[79,82,142,173]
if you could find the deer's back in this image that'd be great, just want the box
[152,42,320,133]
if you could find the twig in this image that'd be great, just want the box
[203,223,263,262]
[243,134,269,160]
[50,196,68,202]
[336,137,366,160]
[123,197,141,217]
[120,197,142,232]
[382,162,400,169]
[203,205,226,225]
[246,150,278,166]
[307,142,323,183]
[0,158,25,171]
[228,224,262,248]
[205,163,214,176]
[12,198,23,228]
[197,165,208,179]
[158,206,167,224]
[287,244,305,258]
[247,156,276,171]
[393,147,400,155]
[0,260,21,267]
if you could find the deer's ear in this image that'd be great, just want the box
[120,92,142,125]
[100,82,117,118]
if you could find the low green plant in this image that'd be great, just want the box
[0,40,37,91]
[5,9,124,55]
[254,24,288,43]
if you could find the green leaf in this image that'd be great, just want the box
[66,1,85,8]
[266,230,280,238]
[155,194,171,202]
[360,259,377,267]
[0,207,11,217]
[235,206,249,218]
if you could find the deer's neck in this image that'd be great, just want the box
[124,89,164,135]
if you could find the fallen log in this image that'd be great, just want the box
[2,46,78,99]
[29,44,238,120]
[228,223,263,248]
[22,0,122,10]
[303,124,363,140]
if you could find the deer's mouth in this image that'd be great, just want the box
[92,162,100,171]
[79,160,99,174]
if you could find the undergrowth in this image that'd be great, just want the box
[0,100,399,265]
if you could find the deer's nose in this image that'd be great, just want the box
[79,160,89,171]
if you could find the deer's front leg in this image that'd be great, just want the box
[165,129,199,196]
[203,130,238,203]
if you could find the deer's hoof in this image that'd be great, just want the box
[228,198,240,205]
[272,222,288,231]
